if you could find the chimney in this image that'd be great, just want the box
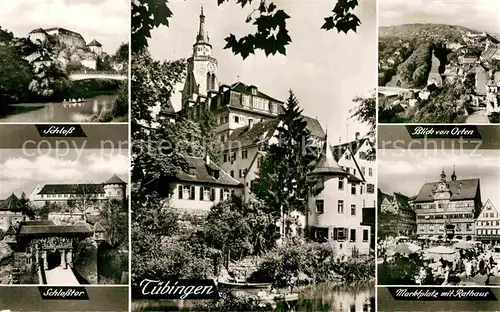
[355,132,360,141]
[205,154,210,165]
[248,118,254,129]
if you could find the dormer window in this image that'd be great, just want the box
[213,170,220,179]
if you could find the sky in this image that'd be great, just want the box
[0,148,128,199]
[379,0,500,34]
[0,0,129,54]
[148,0,377,143]
[378,149,500,209]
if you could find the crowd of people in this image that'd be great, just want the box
[378,236,500,285]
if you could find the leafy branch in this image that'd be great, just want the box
[132,0,362,57]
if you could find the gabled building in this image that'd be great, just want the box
[219,116,325,201]
[476,199,500,245]
[29,174,127,209]
[87,39,103,55]
[377,189,416,238]
[158,155,243,214]
[0,194,29,231]
[332,134,376,210]
[307,139,370,255]
[414,168,481,241]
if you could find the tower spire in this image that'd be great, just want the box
[440,168,446,182]
[451,165,457,181]
[197,4,208,43]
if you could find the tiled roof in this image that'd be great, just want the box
[87,39,102,47]
[0,194,24,211]
[44,27,85,40]
[20,220,54,226]
[106,174,126,184]
[230,82,282,103]
[481,45,500,60]
[29,28,46,34]
[176,156,242,187]
[38,184,105,195]
[393,192,413,212]
[223,115,324,150]
[301,116,326,138]
[18,224,93,235]
[223,118,280,150]
[310,141,347,177]
[414,178,479,203]
[331,138,370,161]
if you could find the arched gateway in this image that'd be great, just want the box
[15,220,93,283]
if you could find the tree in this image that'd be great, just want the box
[252,91,318,238]
[111,81,128,120]
[131,50,187,195]
[131,0,361,55]
[0,45,33,105]
[98,199,128,248]
[114,42,129,63]
[350,92,375,138]
[0,26,14,44]
[350,91,376,160]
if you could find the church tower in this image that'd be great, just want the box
[181,5,219,109]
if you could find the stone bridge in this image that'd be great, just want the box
[69,72,127,81]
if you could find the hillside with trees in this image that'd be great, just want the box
[379,23,478,44]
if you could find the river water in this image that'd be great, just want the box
[0,94,116,122]
[133,281,375,311]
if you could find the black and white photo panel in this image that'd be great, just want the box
[0,124,129,285]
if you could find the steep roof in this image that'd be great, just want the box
[223,118,280,150]
[176,156,242,187]
[0,194,24,212]
[29,28,46,34]
[393,192,413,212]
[414,178,480,203]
[223,115,325,151]
[5,225,17,235]
[331,138,370,161]
[106,174,126,184]
[301,116,325,138]
[230,82,282,103]
[310,140,347,177]
[38,183,105,195]
[87,39,102,47]
[481,44,500,60]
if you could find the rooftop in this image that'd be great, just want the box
[0,194,24,212]
[87,39,102,47]
[414,178,480,203]
[176,155,242,187]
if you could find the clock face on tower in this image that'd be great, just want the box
[207,63,215,72]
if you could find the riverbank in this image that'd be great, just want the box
[132,280,375,311]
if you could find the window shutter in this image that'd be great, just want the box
[333,228,338,240]
[200,187,204,200]
[190,186,195,200]
[211,188,215,201]
[220,188,223,200]
[178,185,183,199]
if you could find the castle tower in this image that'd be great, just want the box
[103,174,126,202]
[181,5,219,109]
[451,166,457,182]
